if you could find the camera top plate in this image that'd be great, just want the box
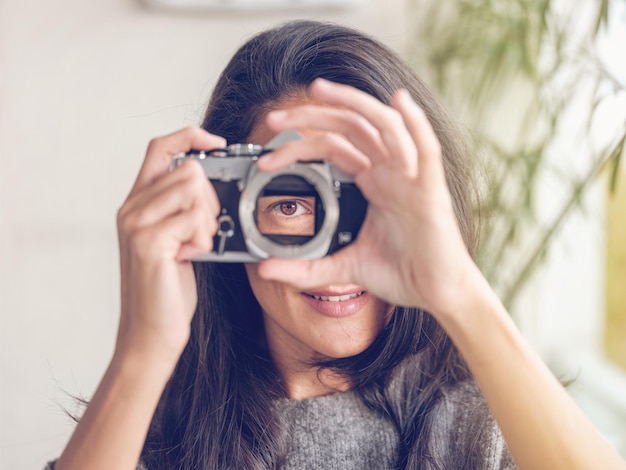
[169,130,365,262]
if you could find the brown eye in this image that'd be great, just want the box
[279,202,298,215]
[265,198,312,219]
[256,196,315,236]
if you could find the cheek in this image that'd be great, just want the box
[244,263,287,310]
[244,263,267,301]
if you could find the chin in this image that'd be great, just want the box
[314,335,378,361]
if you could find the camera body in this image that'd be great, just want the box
[170,131,367,262]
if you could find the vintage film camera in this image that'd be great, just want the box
[170,131,367,262]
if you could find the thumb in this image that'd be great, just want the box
[257,252,355,289]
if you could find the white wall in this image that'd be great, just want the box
[0,1,408,468]
[2,0,624,467]
[509,0,626,452]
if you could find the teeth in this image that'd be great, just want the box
[311,291,364,302]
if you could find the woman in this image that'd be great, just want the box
[51,21,625,469]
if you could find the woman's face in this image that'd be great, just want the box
[244,98,392,371]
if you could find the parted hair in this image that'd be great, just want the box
[141,20,490,469]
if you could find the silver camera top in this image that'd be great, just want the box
[185,143,265,160]
[169,130,364,262]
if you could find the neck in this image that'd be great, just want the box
[264,329,351,399]
[274,358,351,400]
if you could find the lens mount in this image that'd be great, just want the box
[239,162,339,259]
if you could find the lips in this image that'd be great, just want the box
[302,288,369,318]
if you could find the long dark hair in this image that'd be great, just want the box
[142,20,487,469]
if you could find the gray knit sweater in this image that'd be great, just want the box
[46,385,515,469]
[272,387,515,469]
[274,390,400,469]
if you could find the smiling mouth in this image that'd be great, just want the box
[307,291,366,302]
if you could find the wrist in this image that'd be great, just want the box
[433,269,515,359]
[422,259,497,324]
[114,324,190,376]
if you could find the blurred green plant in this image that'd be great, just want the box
[407,0,626,309]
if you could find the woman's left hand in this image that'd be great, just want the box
[256,78,483,319]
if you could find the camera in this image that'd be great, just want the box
[170,131,367,262]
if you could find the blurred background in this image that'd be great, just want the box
[0,0,624,468]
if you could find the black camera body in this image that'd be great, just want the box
[170,131,367,262]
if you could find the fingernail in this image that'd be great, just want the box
[397,88,412,101]
[398,89,423,111]
[259,152,273,164]
[268,110,288,121]
[313,77,333,89]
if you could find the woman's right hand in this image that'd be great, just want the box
[116,127,224,365]
[56,128,224,470]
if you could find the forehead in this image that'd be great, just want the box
[246,95,320,146]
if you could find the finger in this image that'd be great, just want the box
[266,105,389,164]
[257,250,356,290]
[309,79,418,175]
[132,204,216,262]
[132,127,226,194]
[176,205,218,261]
[120,160,220,235]
[393,89,446,190]
[257,133,371,175]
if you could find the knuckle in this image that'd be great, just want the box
[345,112,369,131]
[208,191,221,217]
[207,215,218,236]
[117,205,134,234]
[189,159,208,179]
[186,171,207,195]
[191,210,214,252]
[116,205,127,226]
[174,159,195,178]
[119,212,140,239]
[179,158,205,180]
[191,206,206,225]
[318,132,342,148]
[146,136,163,155]
[181,126,201,138]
